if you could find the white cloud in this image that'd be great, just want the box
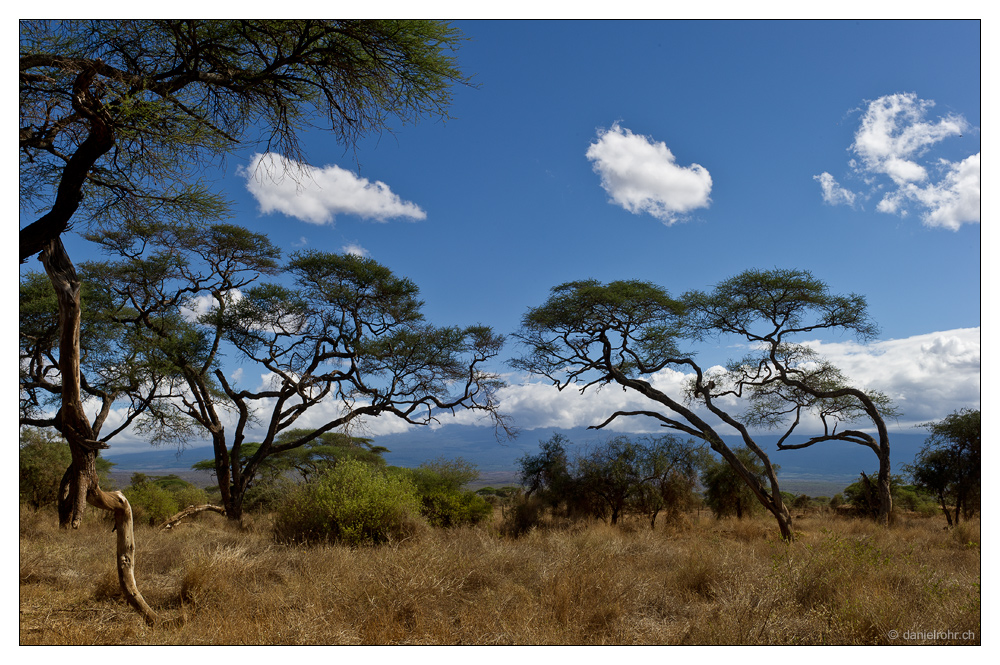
[586,123,712,224]
[492,328,979,436]
[341,243,370,258]
[816,93,979,230]
[179,289,242,323]
[906,153,981,231]
[240,152,427,225]
[775,328,980,429]
[814,172,857,206]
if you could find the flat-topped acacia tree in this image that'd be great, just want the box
[512,279,796,541]
[85,221,509,523]
[683,269,898,525]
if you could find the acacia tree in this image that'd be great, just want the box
[576,434,701,527]
[86,222,508,522]
[575,436,648,525]
[907,408,980,525]
[19,19,470,624]
[701,448,773,520]
[684,269,899,525]
[517,433,574,506]
[513,279,796,540]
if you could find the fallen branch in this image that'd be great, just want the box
[159,504,227,531]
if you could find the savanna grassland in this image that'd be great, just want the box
[19,506,980,645]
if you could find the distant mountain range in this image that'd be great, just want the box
[101,425,928,498]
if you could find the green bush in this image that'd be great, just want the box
[402,458,493,527]
[121,473,210,525]
[419,489,493,528]
[19,429,72,509]
[273,458,423,546]
[243,475,296,513]
[124,483,180,525]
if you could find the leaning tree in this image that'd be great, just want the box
[512,279,796,540]
[683,268,899,525]
[19,19,470,625]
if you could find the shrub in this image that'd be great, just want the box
[243,475,296,513]
[124,482,179,525]
[121,473,211,525]
[419,489,493,527]
[403,458,493,527]
[19,429,72,509]
[273,458,423,546]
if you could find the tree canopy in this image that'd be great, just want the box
[69,220,508,520]
[684,268,899,523]
[20,19,469,260]
[907,408,980,525]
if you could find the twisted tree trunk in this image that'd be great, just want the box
[43,237,159,626]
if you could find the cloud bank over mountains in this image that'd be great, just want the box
[285,327,980,439]
[487,327,980,435]
[815,92,980,231]
[241,152,426,225]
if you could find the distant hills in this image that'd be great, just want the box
[101,425,928,498]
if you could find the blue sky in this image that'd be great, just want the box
[224,20,981,337]
[23,19,982,450]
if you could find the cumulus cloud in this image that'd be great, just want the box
[586,123,712,224]
[816,93,979,230]
[240,152,426,225]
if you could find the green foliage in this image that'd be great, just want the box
[513,433,702,528]
[21,19,471,251]
[700,448,773,520]
[192,430,390,512]
[19,428,116,508]
[905,408,980,524]
[19,428,71,509]
[476,486,521,499]
[517,434,574,507]
[122,473,209,525]
[273,459,423,546]
[842,473,930,518]
[513,280,686,380]
[403,458,493,528]
[417,489,493,528]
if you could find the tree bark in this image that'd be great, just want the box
[159,504,227,530]
[41,237,159,626]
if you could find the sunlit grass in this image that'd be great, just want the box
[19,505,980,645]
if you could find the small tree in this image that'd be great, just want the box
[635,435,705,528]
[906,408,980,525]
[701,448,774,520]
[575,436,648,525]
[405,457,492,527]
[20,428,72,509]
[516,433,575,508]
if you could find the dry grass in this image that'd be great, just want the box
[19,505,980,645]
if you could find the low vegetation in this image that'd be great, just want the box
[20,503,979,645]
